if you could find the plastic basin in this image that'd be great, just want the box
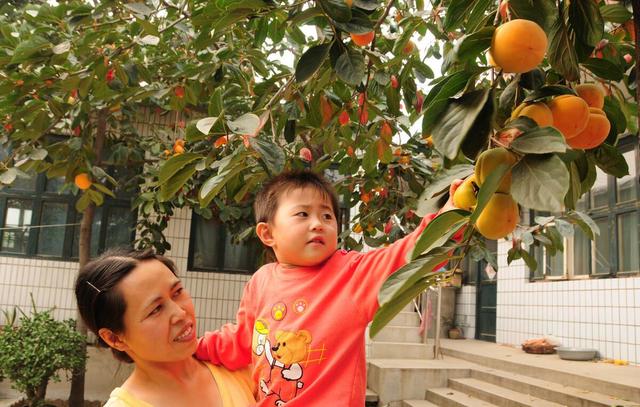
[556,347,597,361]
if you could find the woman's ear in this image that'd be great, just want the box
[256,222,275,247]
[99,328,128,352]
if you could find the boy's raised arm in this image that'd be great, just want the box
[195,281,256,370]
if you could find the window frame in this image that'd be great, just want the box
[187,213,261,275]
[529,135,639,281]
[0,173,135,261]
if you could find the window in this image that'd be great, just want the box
[0,173,135,260]
[530,137,639,279]
[188,213,261,274]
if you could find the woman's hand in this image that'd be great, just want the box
[436,179,464,215]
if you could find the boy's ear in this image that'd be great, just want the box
[99,328,128,352]
[256,222,275,247]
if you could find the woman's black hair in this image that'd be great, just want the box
[74,248,177,363]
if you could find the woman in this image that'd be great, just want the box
[75,249,255,406]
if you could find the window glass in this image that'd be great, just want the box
[573,227,590,276]
[223,234,258,273]
[72,208,102,258]
[191,215,223,270]
[6,174,37,192]
[617,149,637,203]
[617,212,639,272]
[37,202,67,256]
[532,246,544,279]
[590,167,608,208]
[1,199,33,254]
[593,217,611,274]
[104,206,133,249]
[45,177,66,193]
[546,251,564,277]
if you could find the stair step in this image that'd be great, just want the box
[390,310,421,327]
[369,341,430,359]
[449,377,564,407]
[471,368,640,407]
[425,387,499,407]
[365,388,378,403]
[402,400,441,407]
[373,325,422,343]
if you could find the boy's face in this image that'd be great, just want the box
[257,186,338,268]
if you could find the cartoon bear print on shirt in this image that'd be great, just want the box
[253,321,312,406]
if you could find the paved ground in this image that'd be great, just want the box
[439,338,640,390]
[0,346,132,406]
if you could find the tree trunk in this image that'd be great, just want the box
[68,109,108,407]
[27,377,48,407]
[633,0,640,132]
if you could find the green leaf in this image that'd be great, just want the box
[548,13,580,82]
[455,26,494,63]
[443,0,477,32]
[295,42,331,83]
[521,250,538,272]
[227,113,261,135]
[580,58,624,82]
[508,0,557,32]
[416,164,475,216]
[332,12,374,34]
[509,126,567,155]
[318,0,352,23]
[566,210,599,239]
[123,3,154,16]
[599,4,633,23]
[432,88,492,160]
[92,183,116,199]
[158,153,201,185]
[196,117,218,135]
[523,85,576,103]
[411,210,469,260]
[568,0,604,48]
[379,249,456,308]
[199,164,246,207]
[249,137,285,175]
[511,154,569,212]
[564,161,580,210]
[10,36,51,64]
[602,97,626,144]
[371,273,437,338]
[334,48,365,86]
[586,143,629,178]
[159,165,196,202]
[75,192,91,212]
[421,70,475,134]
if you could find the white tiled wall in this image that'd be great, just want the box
[455,285,476,339]
[0,207,248,336]
[495,239,640,365]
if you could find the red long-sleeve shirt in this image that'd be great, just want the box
[196,214,438,406]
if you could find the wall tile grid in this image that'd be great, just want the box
[455,285,476,340]
[495,239,639,365]
[0,206,249,337]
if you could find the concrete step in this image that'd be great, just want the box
[389,310,421,327]
[425,387,499,407]
[365,388,378,406]
[471,368,640,407]
[449,377,564,407]
[441,343,640,404]
[369,341,430,359]
[402,400,440,407]
[367,357,473,404]
[373,325,422,343]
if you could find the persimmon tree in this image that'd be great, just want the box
[1,0,638,401]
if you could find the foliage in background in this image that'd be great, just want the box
[0,299,86,407]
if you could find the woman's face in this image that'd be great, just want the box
[116,259,197,363]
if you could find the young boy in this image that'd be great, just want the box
[196,170,459,406]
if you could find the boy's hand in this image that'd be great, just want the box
[436,179,464,215]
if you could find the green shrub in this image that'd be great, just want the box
[0,308,86,407]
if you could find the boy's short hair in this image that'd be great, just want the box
[254,170,340,224]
